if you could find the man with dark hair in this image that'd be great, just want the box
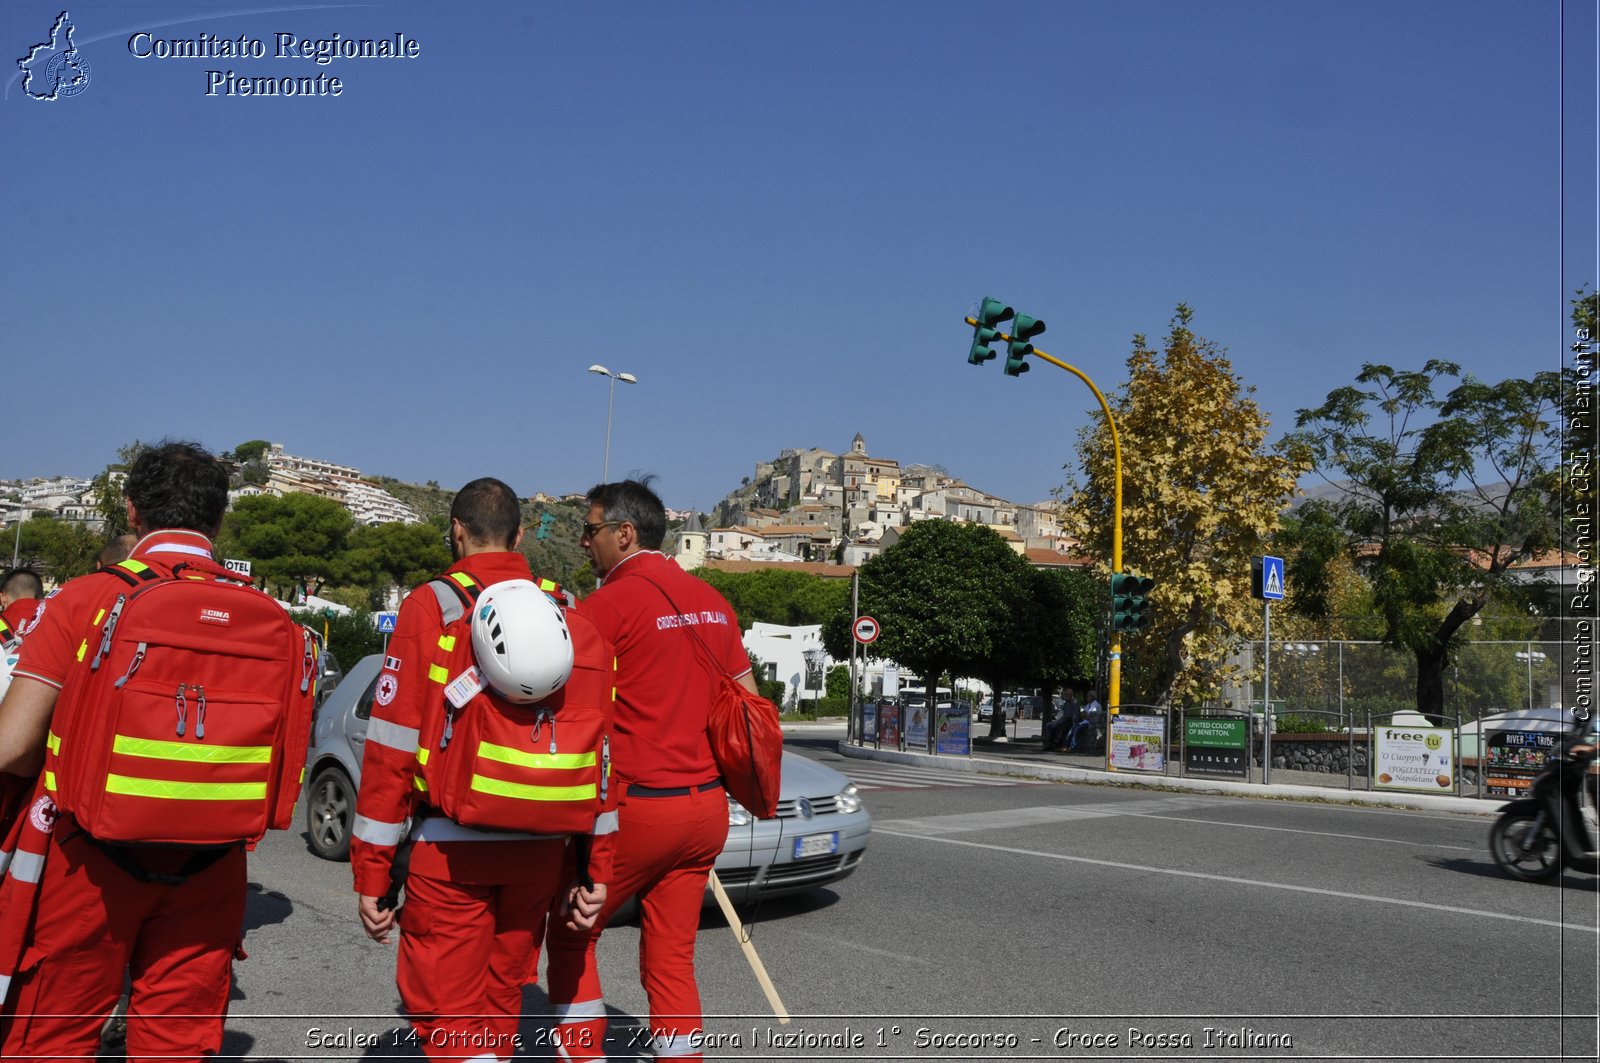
[0,440,275,1060]
[448,477,523,547]
[353,476,614,1062]
[546,478,756,1063]
[95,535,138,570]
[0,569,44,635]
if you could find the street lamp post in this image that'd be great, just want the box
[587,365,638,482]
[803,647,826,718]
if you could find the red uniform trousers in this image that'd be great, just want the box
[546,783,728,1062]
[0,818,245,1063]
[395,836,567,1063]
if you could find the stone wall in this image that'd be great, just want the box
[1252,733,1483,785]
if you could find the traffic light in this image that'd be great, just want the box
[968,296,1014,365]
[1005,314,1045,376]
[1111,572,1154,632]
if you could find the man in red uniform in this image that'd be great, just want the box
[352,477,612,1062]
[0,441,255,1062]
[0,569,44,636]
[546,478,757,1063]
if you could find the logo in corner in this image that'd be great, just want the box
[18,11,92,101]
[29,794,58,834]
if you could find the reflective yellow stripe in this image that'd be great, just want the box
[428,664,449,684]
[76,640,88,663]
[413,776,429,792]
[117,560,151,575]
[113,735,272,764]
[46,731,60,755]
[437,634,456,652]
[92,608,106,625]
[450,573,476,589]
[468,775,595,803]
[476,742,596,770]
[104,774,266,801]
[44,771,56,792]
[416,747,431,766]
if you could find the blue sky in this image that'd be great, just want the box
[4,1,1594,512]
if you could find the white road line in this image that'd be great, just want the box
[843,766,1051,788]
[875,828,1599,933]
[876,802,1479,851]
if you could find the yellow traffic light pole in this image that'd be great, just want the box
[964,317,1126,712]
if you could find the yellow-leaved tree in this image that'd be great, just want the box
[1061,304,1307,707]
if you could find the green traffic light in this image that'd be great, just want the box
[978,297,1014,328]
[1004,313,1044,376]
[968,297,1013,366]
[969,330,1000,365]
[1111,572,1155,632]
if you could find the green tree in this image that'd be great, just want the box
[345,521,452,602]
[823,520,1033,737]
[12,513,101,582]
[217,492,354,599]
[696,568,850,629]
[89,440,147,539]
[293,608,384,674]
[1063,305,1306,707]
[1286,360,1563,723]
[1021,568,1099,718]
[231,439,271,462]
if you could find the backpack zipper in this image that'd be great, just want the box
[300,630,315,694]
[194,685,207,740]
[175,683,188,737]
[530,707,557,754]
[90,595,128,671]
[113,642,147,689]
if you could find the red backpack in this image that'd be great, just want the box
[47,559,320,846]
[413,572,614,835]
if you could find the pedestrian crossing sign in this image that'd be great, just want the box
[1253,556,1285,601]
[377,612,398,633]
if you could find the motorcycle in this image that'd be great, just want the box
[1488,736,1599,882]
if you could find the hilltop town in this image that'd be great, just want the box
[4,434,1086,573]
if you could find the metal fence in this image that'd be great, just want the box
[1236,639,1568,726]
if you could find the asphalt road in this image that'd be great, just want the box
[218,733,1597,1062]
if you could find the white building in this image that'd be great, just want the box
[742,622,831,709]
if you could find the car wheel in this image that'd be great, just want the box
[1488,810,1561,883]
[306,764,355,862]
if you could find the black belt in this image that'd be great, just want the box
[628,779,723,799]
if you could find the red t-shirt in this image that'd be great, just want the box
[578,550,751,790]
[1,598,40,637]
[14,530,224,690]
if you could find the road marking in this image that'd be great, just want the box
[842,763,1052,791]
[874,829,1599,933]
[876,801,1478,851]
[800,934,932,965]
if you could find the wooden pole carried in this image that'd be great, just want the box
[707,871,790,1024]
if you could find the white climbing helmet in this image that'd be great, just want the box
[470,579,573,703]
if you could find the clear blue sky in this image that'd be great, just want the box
[4,1,1594,513]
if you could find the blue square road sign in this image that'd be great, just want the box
[1258,556,1285,601]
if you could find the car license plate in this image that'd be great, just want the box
[794,832,839,859]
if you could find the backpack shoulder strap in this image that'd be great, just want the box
[428,571,482,626]
[102,559,164,588]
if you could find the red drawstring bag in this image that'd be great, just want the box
[706,671,782,819]
[637,575,783,819]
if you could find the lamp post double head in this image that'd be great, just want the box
[587,364,638,483]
